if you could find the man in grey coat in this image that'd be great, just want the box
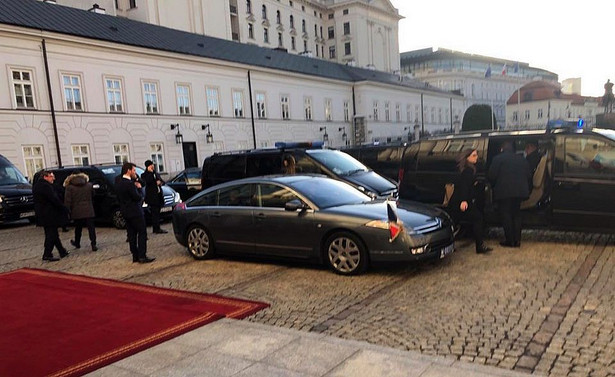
[488,142,531,248]
[64,171,97,251]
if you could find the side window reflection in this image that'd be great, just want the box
[258,184,299,208]
[218,184,254,206]
[565,137,615,175]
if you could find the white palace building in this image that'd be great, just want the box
[0,0,464,179]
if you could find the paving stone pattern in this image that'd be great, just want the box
[1,221,613,376]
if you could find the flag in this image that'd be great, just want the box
[501,63,507,76]
[513,62,519,73]
[485,64,491,78]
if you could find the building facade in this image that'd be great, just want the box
[0,0,460,180]
[505,81,600,130]
[400,48,559,128]
[42,0,402,73]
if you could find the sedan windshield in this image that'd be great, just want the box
[290,177,372,208]
[306,150,369,176]
[0,166,28,185]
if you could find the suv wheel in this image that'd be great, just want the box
[112,209,126,229]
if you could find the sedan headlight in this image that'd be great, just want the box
[365,219,412,242]
[0,195,4,204]
[174,191,181,203]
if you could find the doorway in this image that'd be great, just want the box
[182,142,198,168]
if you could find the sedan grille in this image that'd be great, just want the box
[163,193,175,206]
[413,218,442,234]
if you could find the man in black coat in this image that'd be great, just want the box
[33,171,69,261]
[116,162,154,263]
[141,160,167,234]
[488,142,531,248]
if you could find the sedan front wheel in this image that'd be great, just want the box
[186,225,214,260]
[324,232,368,275]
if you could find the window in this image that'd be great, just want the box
[11,69,35,109]
[113,143,130,164]
[328,13,334,19]
[385,102,390,122]
[325,98,332,121]
[406,104,411,122]
[564,137,614,176]
[303,40,308,52]
[278,32,283,47]
[344,42,351,55]
[524,109,530,120]
[262,4,267,19]
[72,144,90,166]
[205,87,220,116]
[256,92,266,118]
[430,107,435,123]
[290,15,294,28]
[105,77,123,112]
[291,36,296,50]
[129,0,136,8]
[329,45,336,59]
[246,0,251,13]
[264,28,269,43]
[320,26,323,38]
[538,108,543,119]
[396,103,401,122]
[343,9,348,15]
[304,96,312,120]
[289,0,293,6]
[314,24,318,37]
[143,81,159,114]
[344,100,350,122]
[248,23,254,39]
[512,111,518,122]
[328,26,334,39]
[218,184,254,207]
[302,19,306,33]
[22,145,44,181]
[258,184,299,208]
[232,90,244,117]
[62,74,83,111]
[343,22,350,35]
[276,10,281,24]
[176,84,191,115]
[150,143,165,172]
[315,43,319,57]
[438,108,442,124]
[280,95,290,119]
[373,101,379,121]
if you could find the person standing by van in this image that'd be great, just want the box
[33,171,70,261]
[63,171,97,251]
[141,160,167,234]
[448,149,492,254]
[488,142,531,248]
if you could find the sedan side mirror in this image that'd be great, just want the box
[285,199,307,212]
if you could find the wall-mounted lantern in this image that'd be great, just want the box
[201,124,214,144]
[319,126,328,142]
[170,123,183,144]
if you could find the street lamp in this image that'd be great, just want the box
[170,124,183,144]
[319,127,329,142]
[338,127,347,145]
[201,124,214,144]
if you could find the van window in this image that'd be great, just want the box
[209,155,245,180]
[565,136,615,176]
[294,153,322,174]
[417,138,484,172]
[246,154,281,176]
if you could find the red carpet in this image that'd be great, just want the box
[0,268,269,377]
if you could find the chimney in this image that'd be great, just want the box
[88,3,106,14]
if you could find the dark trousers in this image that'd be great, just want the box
[125,215,147,260]
[43,226,66,257]
[73,218,96,246]
[450,206,484,250]
[498,198,523,244]
[150,205,162,232]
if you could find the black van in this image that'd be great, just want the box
[34,164,181,229]
[201,142,398,199]
[0,154,35,224]
[341,143,407,183]
[398,127,615,233]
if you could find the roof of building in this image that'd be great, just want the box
[506,80,600,105]
[0,0,456,96]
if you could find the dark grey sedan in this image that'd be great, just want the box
[172,175,454,275]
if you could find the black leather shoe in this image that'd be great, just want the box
[499,241,516,248]
[70,240,81,249]
[138,257,156,264]
[513,242,521,248]
[153,229,168,234]
[59,250,70,258]
[476,245,493,254]
[91,245,98,251]
[42,255,60,262]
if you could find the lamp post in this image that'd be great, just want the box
[338,127,347,146]
[319,127,329,144]
[170,124,183,144]
[201,124,214,144]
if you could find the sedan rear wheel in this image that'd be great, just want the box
[325,232,368,275]
[186,226,214,260]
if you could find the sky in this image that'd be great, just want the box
[389,0,613,97]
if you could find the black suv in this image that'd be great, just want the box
[341,142,408,183]
[34,164,181,228]
[201,142,398,198]
[0,154,35,224]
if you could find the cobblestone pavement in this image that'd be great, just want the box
[1,221,613,377]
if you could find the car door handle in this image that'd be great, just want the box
[255,213,266,220]
[212,212,222,218]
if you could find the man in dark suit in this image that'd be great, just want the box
[116,162,155,263]
[141,160,167,234]
[488,142,531,248]
[33,170,69,261]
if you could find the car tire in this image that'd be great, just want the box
[112,209,126,229]
[324,232,368,275]
[186,225,215,260]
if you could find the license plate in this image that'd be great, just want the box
[20,211,35,218]
[440,243,455,259]
[160,206,173,213]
